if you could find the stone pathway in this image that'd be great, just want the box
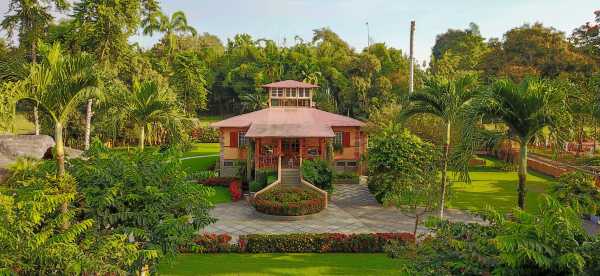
[202,184,483,238]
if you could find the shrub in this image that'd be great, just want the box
[300,158,333,191]
[201,177,238,187]
[188,170,218,181]
[191,126,219,143]
[333,171,359,183]
[249,180,264,192]
[256,168,277,186]
[239,233,415,253]
[266,175,277,185]
[229,180,242,201]
[253,187,325,216]
[182,234,237,253]
[550,172,600,216]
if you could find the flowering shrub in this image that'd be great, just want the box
[238,233,415,253]
[200,177,238,187]
[182,233,237,253]
[253,187,326,216]
[229,180,242,201]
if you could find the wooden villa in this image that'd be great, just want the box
[211,80,367,180]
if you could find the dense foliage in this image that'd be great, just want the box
[300,158,333,192]
[387,196,600,275]
[550,171,600,216]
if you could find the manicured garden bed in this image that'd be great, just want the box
[253,187,326,216]
[158,253,409,275]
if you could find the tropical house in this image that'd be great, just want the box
[211,80,367,185]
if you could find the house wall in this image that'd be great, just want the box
[331,126,366,173]
[220,127,248,177]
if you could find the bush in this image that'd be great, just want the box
[256,168,277,186]
[550,172,600,216]
[249,180,264,192]
[266,175,277,185]
[188,170,218,181]
[253,187,326,216]
[333,171,359,183]
[201,177,238,187]
[191,126,219,143]
[182,233,237,253]
[239,233,415,253]
[229,180,242,201]
[300,158,333,191]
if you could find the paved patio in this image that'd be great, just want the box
[202,184,483,238]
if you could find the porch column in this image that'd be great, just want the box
[278,138,282,156]
[299,138,304,160]
[255,138,261,168]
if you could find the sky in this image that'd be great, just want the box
[0,0,598,64]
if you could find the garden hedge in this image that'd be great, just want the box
[183,233,415,253]
[253,187,326,216]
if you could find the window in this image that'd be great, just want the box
[270,88,277,97]
[278,88,283,97]
[223,161,235,167]
[335,161,345,167]
[271,99,280,106]
[239,132,248,147]
[334,132,343,146]
[291,88,297,97]
[285,88,291,97]
[346,161,357,167]
[307,148,319,156]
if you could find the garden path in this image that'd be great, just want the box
[202,184,483,239]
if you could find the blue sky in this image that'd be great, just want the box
[1,0,598,63]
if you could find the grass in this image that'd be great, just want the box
[198,115,225,127]
[158,253,408,276]
[448,158,554,214]
[14,113,35,134]
[208,186,231,204]
[181,143,220,172]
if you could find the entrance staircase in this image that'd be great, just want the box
[280,169,301,187]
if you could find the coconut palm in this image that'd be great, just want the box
[17,42,98,177]
[142,11,197,55]
[461,78,570,209]
[401,73,478,218]
[114,79,191,150]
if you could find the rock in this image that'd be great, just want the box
[65,147,84,159]
[0,134,55,168]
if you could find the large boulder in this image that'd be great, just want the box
[0,134,55,168]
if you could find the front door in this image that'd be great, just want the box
[282,138,299,168]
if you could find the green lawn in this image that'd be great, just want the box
[181,143,220,172]
[158,253,408,276]
[448,158,554,214]
[208,186,231,204]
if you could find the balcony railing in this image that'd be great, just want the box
[258,154,278,169]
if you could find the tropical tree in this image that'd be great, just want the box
[402,74,478,218]
[240,92,268,112]
[2,0,69,134]
[17,42,98,176]
[459,78,570,209]
[143,10,197,55]
[112,79,191,150]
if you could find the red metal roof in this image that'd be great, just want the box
[261,80,319,88]
[210,107,364,138]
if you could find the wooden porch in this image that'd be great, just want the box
[254,137,328,169]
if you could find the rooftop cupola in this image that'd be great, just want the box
[262,80,319,108]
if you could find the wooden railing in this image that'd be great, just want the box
[258,154,278,169]
[282,155,300,169]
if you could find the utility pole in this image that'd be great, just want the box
[409,20,415,95]
[366,22,371,49]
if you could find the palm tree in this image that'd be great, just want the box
[2,0,69,134]
[462,78,569,209]
[17,42,98,176]
[401,74,478,218]
[114,79,191,150]
[240,92,268,112]
[143,11,197,55]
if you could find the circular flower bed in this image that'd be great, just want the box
[253,187,326,216]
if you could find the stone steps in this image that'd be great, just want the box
[280,169,300,186]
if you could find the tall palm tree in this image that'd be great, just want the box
[2,0,69,134]
[114,79,191,150]
[462,78,569,209]
[402,74,478,218]
[17,42,98,176]
[143,11,197,55]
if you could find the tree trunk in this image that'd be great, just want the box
[517,142,528,209]
[413,213,420,238]
[55,122,65,177]
[34,105,40,135]
[139,126,145,150]
[439,122,451,218]
[84,99,93,150]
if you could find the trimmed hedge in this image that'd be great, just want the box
[239,233,415,253]
[183,233,415,253]
[253,187,325,216]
